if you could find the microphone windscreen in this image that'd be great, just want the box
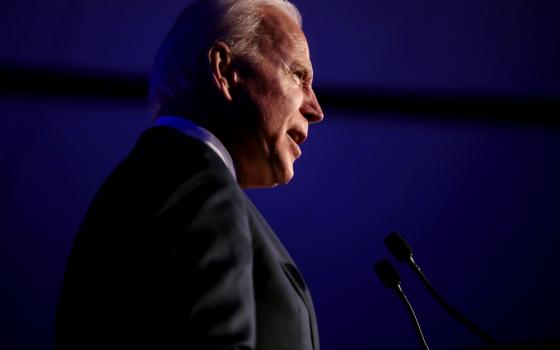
[385,232,413,262]
[374,259,401,289]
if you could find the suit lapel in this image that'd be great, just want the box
[281,263,319,350]
[244,195,319,350]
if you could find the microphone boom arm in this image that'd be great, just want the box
[408,256,497,347]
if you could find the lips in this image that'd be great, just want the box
[287,128,307,145]
[287,128,306,159]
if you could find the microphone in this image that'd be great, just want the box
[384,232,497,347]
[374,259,430,350]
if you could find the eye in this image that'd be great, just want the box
[292,70,312,88]
[292,71,304,82]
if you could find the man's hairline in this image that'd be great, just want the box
[230,3,303,65]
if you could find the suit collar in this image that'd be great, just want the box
[155,115,237,180]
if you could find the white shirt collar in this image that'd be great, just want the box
[154,116,237,180]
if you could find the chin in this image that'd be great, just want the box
[239,170,292,189]
[273,163,295,186]
[240,158,295,189]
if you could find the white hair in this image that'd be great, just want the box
[148,0,302,117]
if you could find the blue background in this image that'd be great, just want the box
[1,0,559,348]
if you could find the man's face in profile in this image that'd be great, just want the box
[233,6,323,188]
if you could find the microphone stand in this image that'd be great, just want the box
[384,231,497,347]
[407,256,497,347]
[395,283,430,350]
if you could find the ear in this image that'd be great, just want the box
[208,41,238,102]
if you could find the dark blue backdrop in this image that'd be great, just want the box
[1,1,559,349]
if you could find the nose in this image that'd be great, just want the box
[301,87,324,123]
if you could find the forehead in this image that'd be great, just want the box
[258,6,311,66]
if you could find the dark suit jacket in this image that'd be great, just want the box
[54,126,319,350]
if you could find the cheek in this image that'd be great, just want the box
[270,86,304,125]
[260,98,292,136]
[251,79,303,146]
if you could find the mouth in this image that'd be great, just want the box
[287,129,307,145]
[287,131,304,158]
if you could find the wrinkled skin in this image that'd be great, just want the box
[220,6,324,188]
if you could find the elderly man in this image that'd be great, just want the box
[54,0,323,349]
